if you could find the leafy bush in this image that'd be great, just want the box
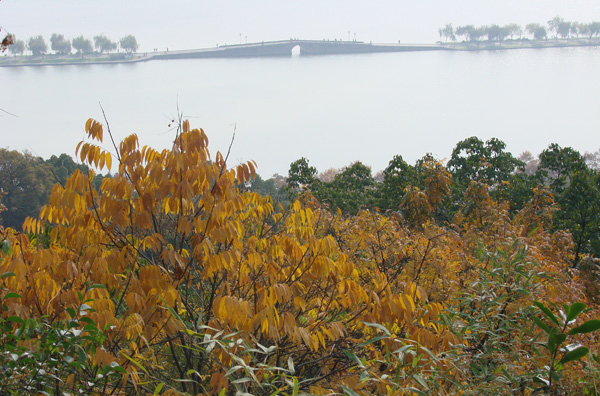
[0,119,598,395]
[0,272,125,395]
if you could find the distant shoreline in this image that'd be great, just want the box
[1,38,598,67]
[444,38,600,51]
[0,53,153,67]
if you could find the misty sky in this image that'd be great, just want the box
[3,1,600,177]
[3,1,600,52]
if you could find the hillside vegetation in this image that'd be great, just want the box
[1,120,599,395]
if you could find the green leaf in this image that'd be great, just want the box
[357,335,388,347]
[86,284,106,291]
[83,324,98,332]
[360,370,370,382]
[566,302,586,322]
[2,240,12,255]
[224,365,243,377]
[343,350,364,368]
[4,293,21,299]
[119,351,148,374]
[362,321,391,337]
[0,271,15,279]
[162,300,183,322]
[78,317,96,325]
[569,320,600,335]
[412,373,428,389]
[532,316,551,334]
[231,378,253,385]
[6,316,24,324]
[153,382,164,395]
[547,332,566,354]
[341,384,362,396]
[417,345,437,359]
[111,365,126,374]
[559,346,589,364]
[534,301,560,326]
[66,307,76,319]
[534,375,550,386]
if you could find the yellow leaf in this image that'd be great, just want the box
[105,152,112,171]
[80,143,88,163]
[99,151,106,169]
[75,141,83,158]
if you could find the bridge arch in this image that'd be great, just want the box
[291,44,301,56]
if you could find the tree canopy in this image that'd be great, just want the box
[286,157,317,191]
[7,39,24,55]
[93,34,117,53]
[50,33,71,54]
[0,120,599,395]
[0,151,103,230]
[119,35,138,53]
[27,35,47,56]
[72,36,93,54]
[447,136,523,187]
[0,149,53,230]
[449,17,600,43]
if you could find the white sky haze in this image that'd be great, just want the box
[3,0,600,51]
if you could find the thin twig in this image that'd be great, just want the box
[172,103,184,150]
[0,107,18,117]
[224,123,237,165]
[99,103,121,162]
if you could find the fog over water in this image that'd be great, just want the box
[2,1,600,177]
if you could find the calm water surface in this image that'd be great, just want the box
[2,46,600,177]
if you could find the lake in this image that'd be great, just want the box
[2,46,600,178]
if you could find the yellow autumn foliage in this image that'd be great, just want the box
[0,119,597,395]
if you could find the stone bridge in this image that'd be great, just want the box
[151,40,448,60]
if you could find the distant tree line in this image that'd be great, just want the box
[0,150,106,229]
[7,34,139,57]
[3,137,600,266]
[439,16,600,43]
[246,139,600,265]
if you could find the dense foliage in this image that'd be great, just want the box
[0,120,599,395]
[282,137,600,263]
[0,150,104,230]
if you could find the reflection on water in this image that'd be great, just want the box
[2,46,600,177]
